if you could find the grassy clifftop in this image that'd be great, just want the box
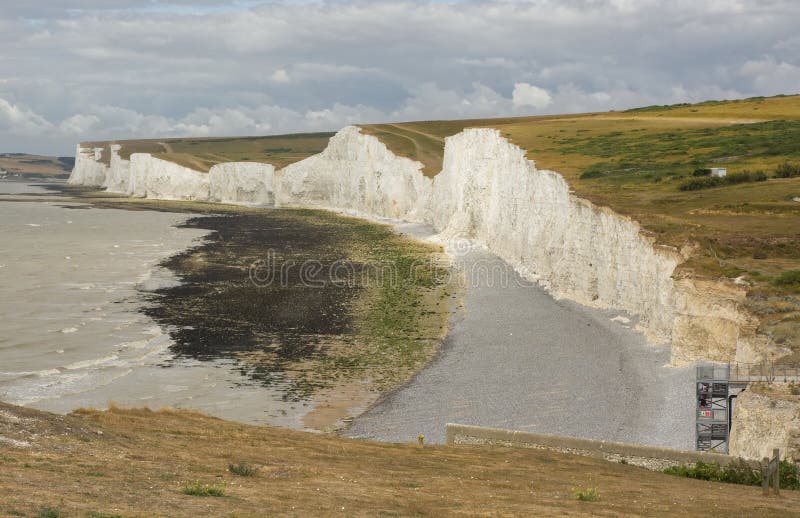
[82,132,334,172]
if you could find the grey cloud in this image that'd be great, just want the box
[1,0,799,154]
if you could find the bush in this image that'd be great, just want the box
[679,176,723,190]
[693,167,711,177]
[774,270,800,287]
[728,170,768,184]
[678,170,768,191]
[182,481,225,497]
[228,461,258,477]
[664,459,800,489]
[36,509,62,518]
[775,162,800,178]
[571,486,599,501]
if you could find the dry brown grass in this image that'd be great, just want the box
[2,401,799,517]
[0,153,72,177]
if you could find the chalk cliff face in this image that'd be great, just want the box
[129,153,209,200]
[209,162,275,205]
[730,389,800,460]
[431,129,680,342]
[68,126,769,365]
[277,126,432,221]
[69,145,108,187]
[104,145,131,192]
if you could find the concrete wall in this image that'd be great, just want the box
[446,423,749,471]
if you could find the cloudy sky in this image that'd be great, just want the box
[1,0,799,155]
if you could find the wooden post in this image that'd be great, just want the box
[773,448,780,496]
[763,449,780,496]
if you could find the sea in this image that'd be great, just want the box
[0,179,309,427]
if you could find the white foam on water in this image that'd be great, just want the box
[0,183,210,409]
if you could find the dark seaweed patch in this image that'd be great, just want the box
[143,212,368,397]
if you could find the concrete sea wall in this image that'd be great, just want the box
[446,423,751,471]
[68,126,767,366]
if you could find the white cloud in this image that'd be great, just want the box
[270,69,290,83]
[738,57,800,95]
[59,113,100,134]
[1,1,800,154]
[0,98,54,136]
[512,83,552,109]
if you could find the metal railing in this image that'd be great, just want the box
[728,361,800,382]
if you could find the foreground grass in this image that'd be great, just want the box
[2,402,799,517]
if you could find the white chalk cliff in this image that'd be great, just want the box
[69,126,771,366]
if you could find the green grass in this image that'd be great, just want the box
[775,271,800,288]
[776,161,800,178]
[678,170,768,191]
[181,481,225,497]
[574,120,800,183]
[571,485,599,501]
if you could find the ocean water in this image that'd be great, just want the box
[0,180,309,427]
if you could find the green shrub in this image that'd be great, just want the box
[693,167,711,177]
[775,270,800,287]
[678,170,768,191]
[181,481,225,497]
[36,509,62,518]
[775,162,800,178]
[679,176,723,190]
[729,170,768,184]
[664,459,800,489]
[228,461,258,477]
[571,486,599,501]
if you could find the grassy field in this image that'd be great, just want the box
[2,401,799,517]
[0,153,73,177]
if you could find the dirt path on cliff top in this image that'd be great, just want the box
[347,223,695,450]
